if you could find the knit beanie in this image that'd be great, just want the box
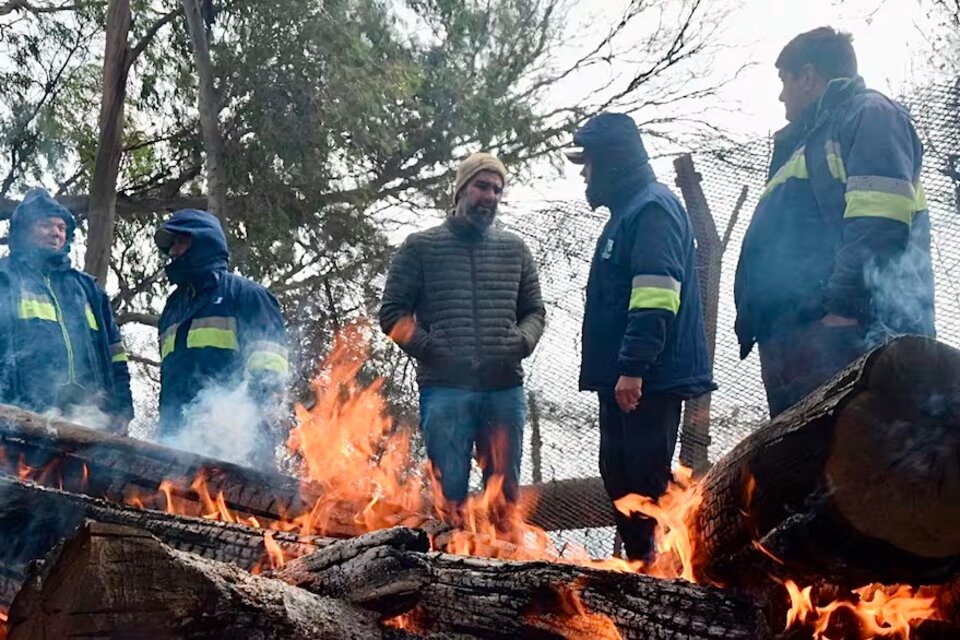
[454,152,507,203]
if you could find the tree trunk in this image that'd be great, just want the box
[83,0,131,284]
[695,336,960,587]
[0,474,329,606]
[7,522,385,640]
[181,0,228,219]
[276,527,770,639]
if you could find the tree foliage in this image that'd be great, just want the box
[1,0,729,406]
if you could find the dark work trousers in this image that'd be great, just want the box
[759,321,869,419]
[598,392,683,561]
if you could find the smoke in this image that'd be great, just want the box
[42,403,113,432]
[161,381,284,470]
[862,234,936,349]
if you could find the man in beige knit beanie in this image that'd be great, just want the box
[379,151,545,521]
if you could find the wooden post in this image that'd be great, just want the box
[673,154,719,474]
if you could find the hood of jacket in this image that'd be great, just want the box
[8,188,76,270]
[156,209,229,287]
[573,112,656,212]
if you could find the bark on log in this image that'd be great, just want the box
[7,522,385,640]
[276,526,770,639]
[0,474,328,607]
[695,336,960,586]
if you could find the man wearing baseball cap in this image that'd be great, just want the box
[567,113,715,561]
[379,152,545,521]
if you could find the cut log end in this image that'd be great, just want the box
[7,521,385,640]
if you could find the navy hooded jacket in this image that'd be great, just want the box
[734,77,935,354]
[156,210,289,436]
[0,189,133,424]
[576,114,715,398]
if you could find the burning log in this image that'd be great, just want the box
[0,474,328,606]
[0,403,315,527]
[6,522,386,640]
[696,336,960,586]
[274,526,771,639]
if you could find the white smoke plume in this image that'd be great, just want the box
[43,403,113,432]
[161,381,283,470]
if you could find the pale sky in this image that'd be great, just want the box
[515,0,934,203]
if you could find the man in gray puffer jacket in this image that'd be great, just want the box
[379,153,545,518]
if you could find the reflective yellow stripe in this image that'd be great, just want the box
[760,148,808,200]
[844,191,914,225]
[160,323,179,361]
[915,182,927,211]
[629,287,681,314]
[825,139,847,183]
[85,304,99,331]
[18,299,57,322]
[187,327,239,351]
[246,351,289,375]
[110,343,127,363]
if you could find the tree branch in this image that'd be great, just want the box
[128,7,182,67]
[0,0,90,16]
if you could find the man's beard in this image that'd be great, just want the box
[465,203,496,230]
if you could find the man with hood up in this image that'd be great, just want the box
[567,113,715,561]
[0,189,133,432]
[379,152,545,521]
[155,209,290,469]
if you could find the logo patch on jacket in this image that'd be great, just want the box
[601,239,614,260]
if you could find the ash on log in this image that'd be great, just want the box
[7,522,385,640]
[274,526,771,639]
[696,336,960,586]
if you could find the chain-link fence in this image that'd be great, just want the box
[493,81,959,549]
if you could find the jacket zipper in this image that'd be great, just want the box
[44,275,77,384]
[469,244,481,367]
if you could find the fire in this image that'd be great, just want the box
[263,531,285,569]
[783,578,815,629]
[285,323,429,537]
[783,580,939,638]
[527,582,623,640]
[612,466,703,582]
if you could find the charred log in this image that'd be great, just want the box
[696,336,960,586]
[0,474,326,606]
[276,526,770,639]
[7,522,385,640]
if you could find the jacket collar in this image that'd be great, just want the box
[608,163,658,218]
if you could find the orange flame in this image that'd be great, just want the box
[783,578,815,629]
[532,582,622,640]
[783,581,939,639]
[263,531,285,569]
[613,466,703,582]
[387,316,418,346]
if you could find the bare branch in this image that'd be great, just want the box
[128,7,182,66]
[0,0,90,16]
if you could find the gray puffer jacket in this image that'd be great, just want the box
[379,216,546,390]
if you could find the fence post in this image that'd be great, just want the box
[673,154,720,475]
[528,390,543,485]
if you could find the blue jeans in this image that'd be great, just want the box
[419,386,525,506]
